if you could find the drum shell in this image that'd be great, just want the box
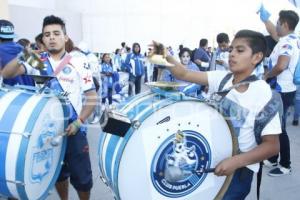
[0,87,68,200]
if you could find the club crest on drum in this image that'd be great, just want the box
[30,116,57,183]
[150,130,212,198]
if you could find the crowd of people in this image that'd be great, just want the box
[0,3,299,200]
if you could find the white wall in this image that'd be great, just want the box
[8,0,82,44]
[6,0,300,53]
[0,0,10,19]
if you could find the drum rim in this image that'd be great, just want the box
[213,118,238,200]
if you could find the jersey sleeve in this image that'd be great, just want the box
[70,54,95,92]
[278,40,294,57]
[261,112,282,136]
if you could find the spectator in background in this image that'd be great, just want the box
[175,47,201,96]
[101,53,114,108]
[193,38,210,71]
[209,32,230,71]
[113,48,122,72]
[123,42,145,96]
[34,33,46,54]
[17,38,31,51]
[258,6,299,176]
[0,19,35,86]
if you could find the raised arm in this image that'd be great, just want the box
[257,4,279,41]
[166,55,209,86]
[149,41,209,86]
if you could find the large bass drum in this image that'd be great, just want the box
[0,86,68,200]
[98,89,238,200]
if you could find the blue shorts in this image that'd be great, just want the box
[56,131,93,192]
[222,167,254,200]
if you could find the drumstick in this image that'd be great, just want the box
[50,132,68,146]
[164,166,215,183]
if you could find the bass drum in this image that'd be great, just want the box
[0,86,68,200]
[99,90,238,200]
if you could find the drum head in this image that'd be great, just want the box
[118,101,236,200]
[22,96,66,199]
[0,89,67,199]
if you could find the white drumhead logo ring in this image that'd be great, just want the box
[150,130,212,198]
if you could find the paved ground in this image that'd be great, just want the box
[1,92,299,200]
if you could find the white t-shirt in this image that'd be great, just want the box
[207,71,281,172]
[269,33,300,93]
[216,51,230,71]
[53,52,94,115]
[25,52,95,115]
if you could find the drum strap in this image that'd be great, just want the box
[217,73,258,97]
[217,73,283,200]
[53,54,72,75]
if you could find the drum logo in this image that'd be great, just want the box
[150,130,211,198]
[62,66,72,74]
[30,117,57,183]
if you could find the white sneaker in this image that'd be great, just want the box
[268,165,292,177]
[263,160,277,168]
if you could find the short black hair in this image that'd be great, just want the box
[42,15,66,34]
[199,38,208,47]
[217,33,229,44]
[17,38,30,48]
[234,29,267,65]
[279,10,299,31]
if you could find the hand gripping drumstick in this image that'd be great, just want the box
[50,132,68,146]
[164,165,215,183]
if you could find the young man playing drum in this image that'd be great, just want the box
[2,15,97,200]
[149,30,281,199]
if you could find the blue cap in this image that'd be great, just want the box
[0,19,16,39]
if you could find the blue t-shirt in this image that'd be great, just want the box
[193,47,210,63]
[0,41,35,86]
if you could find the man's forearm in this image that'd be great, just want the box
[166,55,188,80]
[2,58,24,78]
[265,66,284,79]
[264,20,279,41]
[79,90,98,122]
[194,59,202,66]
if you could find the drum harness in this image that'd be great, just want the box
[207,73,283,200]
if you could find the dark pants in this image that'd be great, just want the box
[128,75,142,96]
[222,167,253,200]
[102,88,112,105]
[268,91,295,168]
[57,131,93,191]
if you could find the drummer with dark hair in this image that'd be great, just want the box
[149,30,281,199]
[2,15,97,200]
